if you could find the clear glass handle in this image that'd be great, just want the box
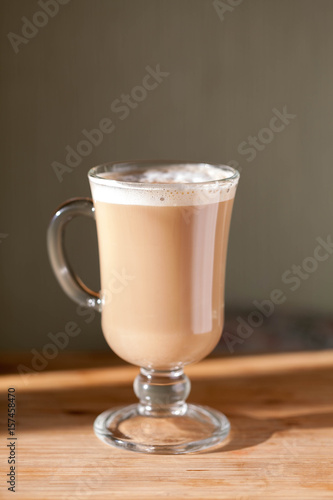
[47,197,101,311]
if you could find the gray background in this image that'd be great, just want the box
[1,0,332,351]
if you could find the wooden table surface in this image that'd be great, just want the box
[1,350,333,499]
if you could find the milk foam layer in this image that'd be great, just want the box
[102,164,230,183]
[89,163,239,206]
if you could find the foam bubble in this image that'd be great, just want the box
[89,164,239,206]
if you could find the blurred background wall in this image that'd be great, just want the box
[1,0,332,351]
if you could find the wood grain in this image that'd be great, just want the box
[0,351,333,499]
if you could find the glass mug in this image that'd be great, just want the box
[47,161,239,454]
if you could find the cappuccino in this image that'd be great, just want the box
[90,164,237,370]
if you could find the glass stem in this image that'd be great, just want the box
[133,368,191,417]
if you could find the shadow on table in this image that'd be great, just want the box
[0,357,332,455]
[197,411,333,454]
[190,363,333,453]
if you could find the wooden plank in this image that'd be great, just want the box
[1,351,333,499]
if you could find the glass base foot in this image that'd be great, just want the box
[94,403,230,454]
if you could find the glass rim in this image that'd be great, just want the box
[88,160,240,189]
